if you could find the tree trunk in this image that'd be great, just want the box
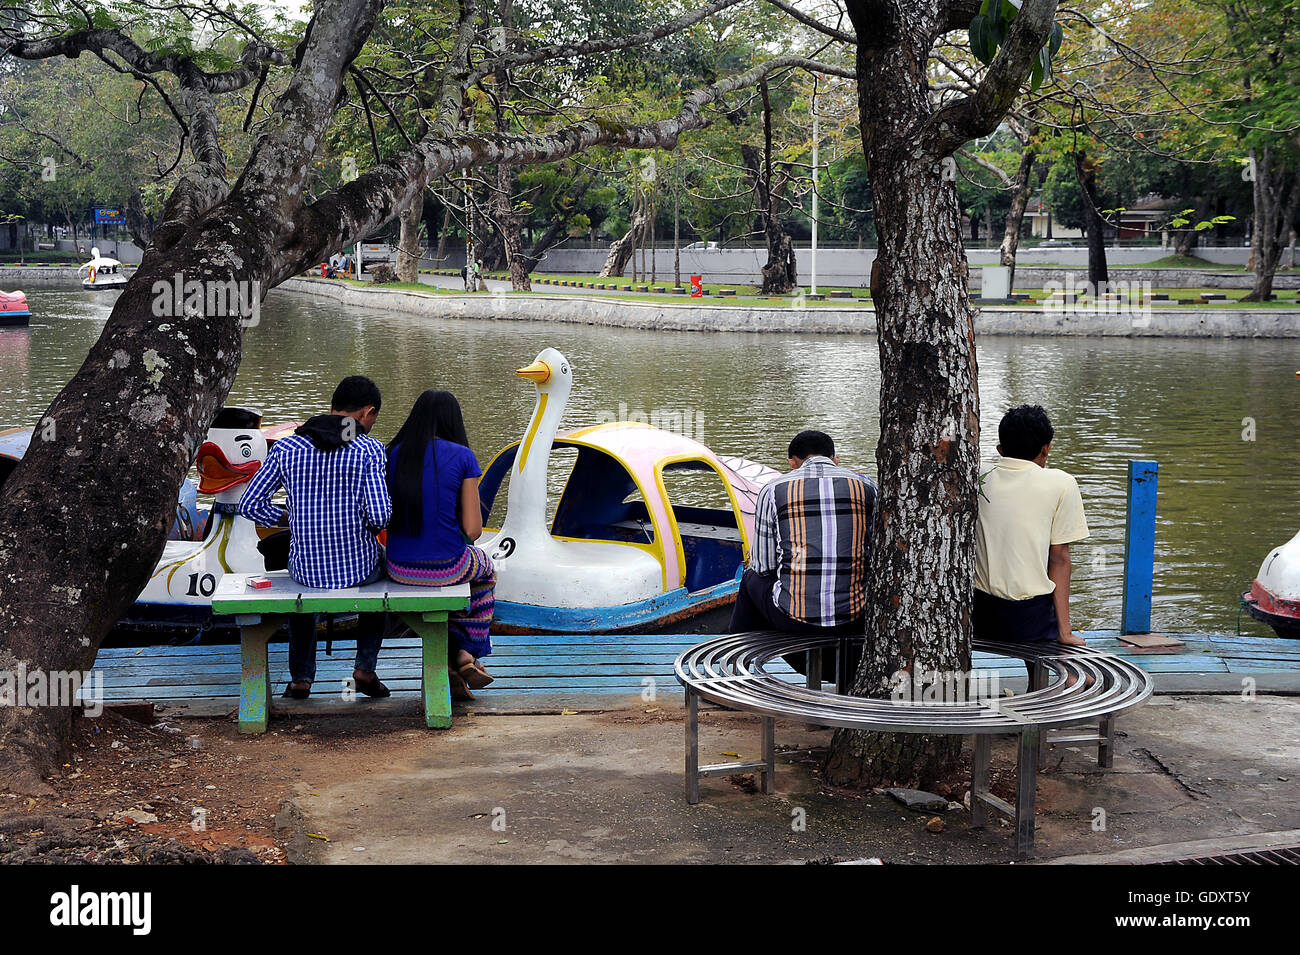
[999,148,1036,288]
[825,4,984,791]
[1242,145,1300,301]
[674,169,681,288]
[0,213,261,792]
[601,204,647,277]
[1076,150,1109,293]
[433,203,452,268]
[649,196,657,285]
[124,189,155,251]
[396,191,423,283]
[742,79,797,295]
[0,0,388,791]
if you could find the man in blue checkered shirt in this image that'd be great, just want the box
[241,376,393,699]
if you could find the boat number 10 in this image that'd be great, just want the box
[186,572,218,597]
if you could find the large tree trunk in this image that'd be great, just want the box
[999,148,1036,289]
[825,4,983,790]
[396,191,424,283]
[0,0,388,792]
[1076,150,1109,293]
[0,213,263,793]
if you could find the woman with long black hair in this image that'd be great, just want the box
[385,390,496,699]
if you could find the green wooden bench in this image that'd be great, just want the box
[211,572,470,734]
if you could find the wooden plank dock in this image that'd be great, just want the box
[85,629,1300,720]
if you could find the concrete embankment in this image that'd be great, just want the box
[281,276,1300,338]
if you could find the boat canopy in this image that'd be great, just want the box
[479,422,767,593]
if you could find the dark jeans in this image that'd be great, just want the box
[287,561,386,683]
[972,588,1059,644]
[730,569,863,682]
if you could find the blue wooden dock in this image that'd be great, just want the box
[88,629,1300,719]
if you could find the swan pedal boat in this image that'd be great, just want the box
[477,347,777,634]
[1244,529,1300,638]
[81,247,129,290]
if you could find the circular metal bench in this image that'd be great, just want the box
[674,631,1154,858]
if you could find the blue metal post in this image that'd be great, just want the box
[1122,460,1158,634]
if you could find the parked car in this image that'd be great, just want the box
[683,241,720,251]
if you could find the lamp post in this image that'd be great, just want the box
[810,83,818,297]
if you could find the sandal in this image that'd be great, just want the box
[458,660,494,690]
[352,672,391,698]
[449,668,475,702]
[282,681,311,700]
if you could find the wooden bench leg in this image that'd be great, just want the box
[686,687,700,804]
[761,717,775,795]
[1015,726,1040,859]
[238,618,281,735]
[970,733,992,829]
[402,611,451,729]
[1098,713,1115,768]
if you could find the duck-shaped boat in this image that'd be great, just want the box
[80,247,129,290]
[477,347,777,633]
[0,290,30,326]
[1244,529,1300,638]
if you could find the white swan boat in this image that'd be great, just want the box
[81,247,129,290]
[477,347,778,633]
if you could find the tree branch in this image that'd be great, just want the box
[922,0,1060,155]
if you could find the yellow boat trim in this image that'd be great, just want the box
[216,518,233,573]
[654,452,753,574]
[517,392,548,473]
[478,434,670,591]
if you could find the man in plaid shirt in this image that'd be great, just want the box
[241,376,393,699]
[730,430,876,681]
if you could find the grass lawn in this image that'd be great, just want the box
[325,272,1298,310]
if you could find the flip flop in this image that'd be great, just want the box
[459,661,494,690]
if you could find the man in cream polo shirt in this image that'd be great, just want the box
[974,405,1089,645]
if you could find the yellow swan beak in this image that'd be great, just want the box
[516,359,552,384]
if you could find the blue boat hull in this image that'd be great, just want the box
[491,573,741,635]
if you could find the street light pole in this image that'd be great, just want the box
[811,87,818,297]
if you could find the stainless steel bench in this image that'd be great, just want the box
[674,631,1153,858]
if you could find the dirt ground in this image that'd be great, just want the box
[2,694,1297,864]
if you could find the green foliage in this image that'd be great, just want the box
[968,0,1062,89]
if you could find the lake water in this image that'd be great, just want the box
[3,284,1299,636]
